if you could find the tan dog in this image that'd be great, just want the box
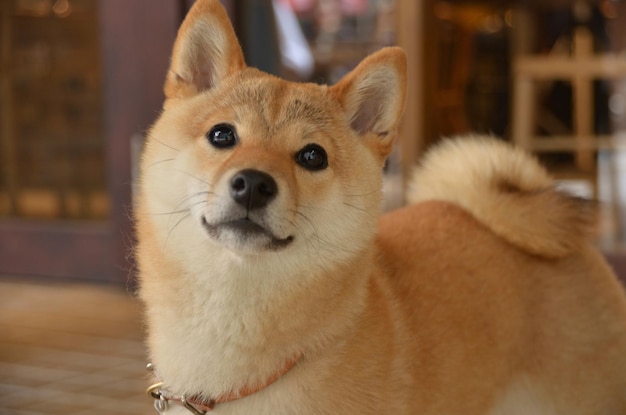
[136,1,626,413]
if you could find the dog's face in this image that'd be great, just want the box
[138,0,406,270]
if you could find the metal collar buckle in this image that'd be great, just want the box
[146,381,213,415]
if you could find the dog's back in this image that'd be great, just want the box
[375,137,626,413]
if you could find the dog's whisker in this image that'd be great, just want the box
[149,135,180,152]
[291,210,347,254]
[163,211,193,249]
[295,204,341,215]
[342,202,376,217]
[292,207,366,258]
[165,199,206,223]
[140,193,209,217]
[288,218,332,266]
[148,158,176,168]
[344,189,380,198]
[172,169,212,186]
[147,200,208,217]
[172,191,212,210]
[144,210,190,217]
[159,193,210,236]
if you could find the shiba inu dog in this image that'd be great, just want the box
[135,0,626,413]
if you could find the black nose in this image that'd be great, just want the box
[230,169,278,210]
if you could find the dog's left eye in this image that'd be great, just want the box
[295,144,328,171]
[207,124,238,149]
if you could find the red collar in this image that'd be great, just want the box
[146,355,301,414]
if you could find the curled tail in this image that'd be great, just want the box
[407,136,598,258]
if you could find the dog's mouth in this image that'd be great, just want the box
[201,216,294,250]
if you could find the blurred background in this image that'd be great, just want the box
[1,0,625,414]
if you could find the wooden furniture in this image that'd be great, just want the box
[511,5,625,242]
[512,25,626,169]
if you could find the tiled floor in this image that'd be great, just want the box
[0,279,154,415]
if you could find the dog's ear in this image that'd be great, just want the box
[330,47,407,158]
[164,0,246,100]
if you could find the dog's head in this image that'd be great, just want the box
[138,0,406,265]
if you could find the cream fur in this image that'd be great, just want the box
[408,136,597,258]
[135,1,626,414]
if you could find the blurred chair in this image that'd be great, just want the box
[511,0,625,241]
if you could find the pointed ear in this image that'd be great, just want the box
[164,0,246,100]
[329,47,407,157]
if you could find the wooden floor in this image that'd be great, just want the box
[0,279,154,415]
[0,249,624,415]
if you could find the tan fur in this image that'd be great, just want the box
[136,1,626,413]
[408,136,598,258]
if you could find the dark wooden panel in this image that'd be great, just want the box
[0,220,114,280]
[97,0,180,283]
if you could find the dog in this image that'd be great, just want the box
[135,0,626,413]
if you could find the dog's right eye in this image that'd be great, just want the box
[207,124,238,149]
[295,144,328,171]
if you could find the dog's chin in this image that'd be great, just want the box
[201,217,294,253]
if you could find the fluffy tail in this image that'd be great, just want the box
[407,136,598,258]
